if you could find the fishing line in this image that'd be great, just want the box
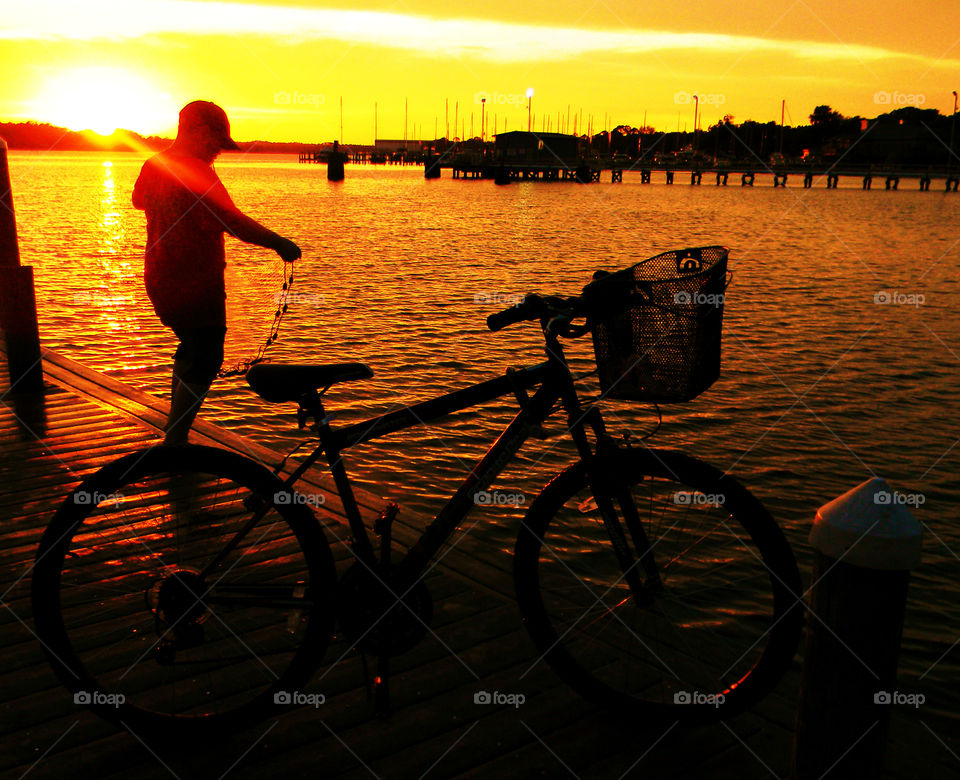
[218,261,296,378]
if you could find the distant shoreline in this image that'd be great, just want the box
[0,121,320,155]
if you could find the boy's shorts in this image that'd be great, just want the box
[171,325,227,385]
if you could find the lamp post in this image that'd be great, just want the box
[693,94,700,153]
[949,90,958,173]
[527,88,535,133]
[481,97,486,142]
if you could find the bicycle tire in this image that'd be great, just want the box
[514,447,803,724]
[32,445,336,737]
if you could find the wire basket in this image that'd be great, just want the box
[584,246,729,402]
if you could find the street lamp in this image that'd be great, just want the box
[693,94,700,153]
[949,90,958,173]
[481,97,486,142]
[527,87,535,133]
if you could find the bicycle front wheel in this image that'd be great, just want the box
[514,448,802,724]
[32,445,336,737]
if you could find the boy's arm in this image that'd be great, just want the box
[204,179,301,261]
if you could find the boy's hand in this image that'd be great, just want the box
[274,237,301,262]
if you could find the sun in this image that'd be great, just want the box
[32,67,177,136]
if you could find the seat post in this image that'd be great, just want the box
[297,389,327,431]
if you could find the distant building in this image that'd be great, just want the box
[374,139,426,152]
[494,131,580,162]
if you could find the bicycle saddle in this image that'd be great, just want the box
[245,363,374,402]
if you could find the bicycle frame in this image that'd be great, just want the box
[278,334,607,582]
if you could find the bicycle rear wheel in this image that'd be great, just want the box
[32,445,336,737]
[514,448,802,724]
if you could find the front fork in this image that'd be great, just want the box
[573,407,662,604]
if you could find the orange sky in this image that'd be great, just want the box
[2,0,959,143]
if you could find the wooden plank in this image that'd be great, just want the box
[0,343,829,780]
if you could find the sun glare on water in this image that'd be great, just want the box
[32,67,176,136]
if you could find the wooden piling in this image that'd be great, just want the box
[793,477,922,780]
[327,140,345,182]
[424,154,441,179]
[0,138,43,393]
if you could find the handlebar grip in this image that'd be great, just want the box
[487,297,539,332]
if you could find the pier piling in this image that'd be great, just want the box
[792,477,922,780]
[0,138,43,393]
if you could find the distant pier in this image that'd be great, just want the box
[447,160,960,190]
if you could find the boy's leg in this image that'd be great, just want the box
[164,375,211,445]
[164,327,225,445]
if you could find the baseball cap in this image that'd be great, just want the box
[179,101,241,151]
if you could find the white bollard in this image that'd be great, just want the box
[793,476,923,779]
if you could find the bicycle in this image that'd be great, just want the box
[32,246,803,737]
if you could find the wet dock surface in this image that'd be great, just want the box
[1,347,954,779]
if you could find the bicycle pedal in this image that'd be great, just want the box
[374,503,399,536]
[374,674,391,719]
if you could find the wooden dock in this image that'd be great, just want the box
[1,347,954,779]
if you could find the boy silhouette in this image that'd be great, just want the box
[133,101,300,444]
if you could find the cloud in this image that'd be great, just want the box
[4,0,958,70]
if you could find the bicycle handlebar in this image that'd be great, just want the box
[486,293,590,335]
[486,295,544,332]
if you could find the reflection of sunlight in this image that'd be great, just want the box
[93,158,138,352]
[99,160,123,256]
